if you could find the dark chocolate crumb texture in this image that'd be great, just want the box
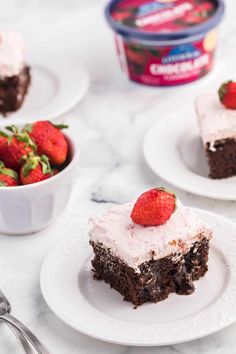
[0,66,31,115]
[206,137,236,179]
[196,83,236,179]
[0,31,31,115]
[91,238,209,307]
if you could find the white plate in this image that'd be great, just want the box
[0,58,89,124]
[40,208,236,346]
[143,110,236,201]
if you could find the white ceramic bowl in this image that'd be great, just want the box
[0,132,78,235]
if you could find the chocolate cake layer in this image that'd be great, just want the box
[91,237,209,307]
[0,66,31,115]
[206,138,236,179]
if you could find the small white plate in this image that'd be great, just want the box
[143,110,236,201]
[0,58,89,124]
[40,208,236,346]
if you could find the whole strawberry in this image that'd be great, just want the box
[24,121,68,165]
[0,126,34,170]
[0,134,7,147]
[20,155,57,185]
[131,188,176,227]
[218,81,236,109]
[0,161,19,187]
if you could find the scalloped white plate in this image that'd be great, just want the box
[40,208,236,346]
[0,57,89,124]
[143,110,236,201]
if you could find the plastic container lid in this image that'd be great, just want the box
[105,0,225,41]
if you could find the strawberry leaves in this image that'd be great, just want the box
[0,160,18,180]
[0,125,36,150]
[5,125,19,134]
[22,155,51,177]
[218,81,236,109]
[23,124,33,133]
[53,124,69,130]
[22,156,39,177]
[0,131,9,138]
[40,155,51,175]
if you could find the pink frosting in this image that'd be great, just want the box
[0,31,26,77]
[89,202,212,271]
[195,93,236,150]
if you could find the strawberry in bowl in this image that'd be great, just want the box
[0,126,34,170]
[0,120,79,235]
[0,161,19,186]
[24,121,68,165]
[20,155,58,185]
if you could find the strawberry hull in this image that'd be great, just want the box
[105,0,224,86]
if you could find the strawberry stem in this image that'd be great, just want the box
[0,131,9,138]
[23,156,40,177]
[5,125,19,134]
[218,80,232,101]
[40,155,51,175]
[54,124,69,130]
[23,124,33,133]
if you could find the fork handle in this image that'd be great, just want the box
[4,322,34,354]
[0,313,50,354]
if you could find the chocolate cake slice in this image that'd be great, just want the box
[89,200,212,307]
[196,93,236,179]
[0,31,31,115]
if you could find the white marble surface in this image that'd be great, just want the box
[0,0,236,353]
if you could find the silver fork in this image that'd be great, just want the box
[0,289,50,354]
[0,292,33,353]
[3,322,33,354]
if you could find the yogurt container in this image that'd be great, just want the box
[105,0,225,86]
